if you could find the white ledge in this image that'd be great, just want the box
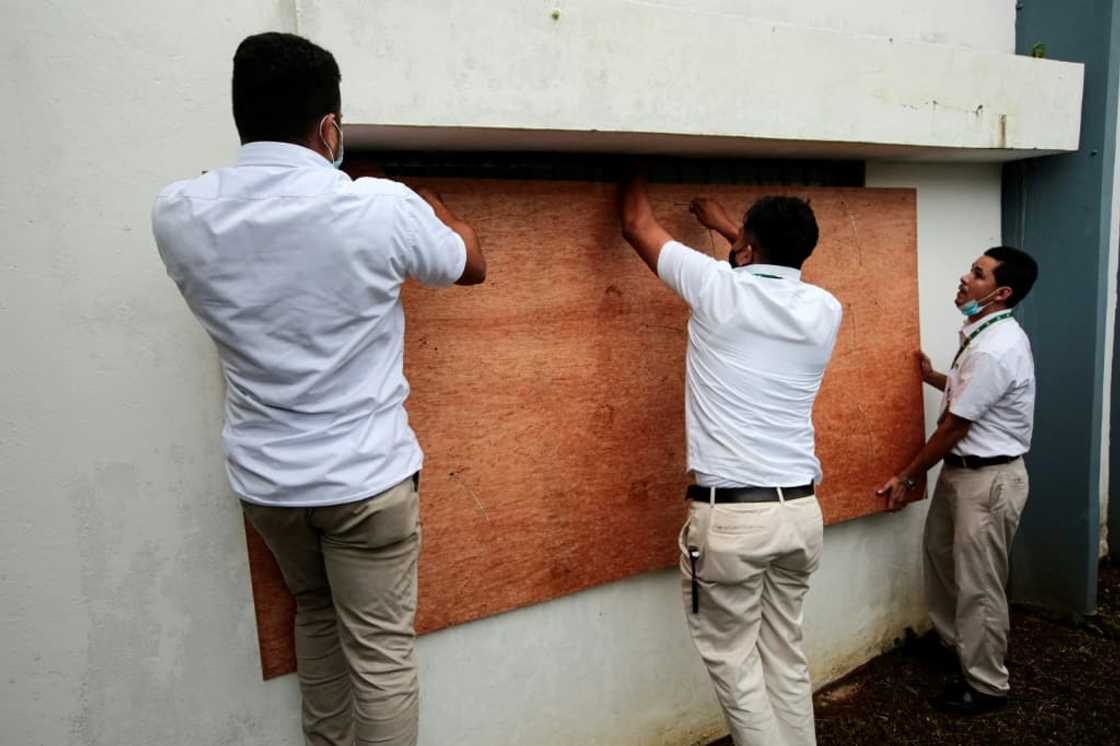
[305,3,1084,161]
[345,125,1075,163]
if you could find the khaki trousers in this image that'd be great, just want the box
[679,494,824,746]
[923,459,1029,696]
[243,475,421,746]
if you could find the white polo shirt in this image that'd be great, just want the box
[941,312,1035,457]
[657,240,843,487]
[152,142,466,507]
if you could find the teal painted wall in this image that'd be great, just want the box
[1003,0,1120,614]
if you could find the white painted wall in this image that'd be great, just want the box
[1,2,301,745]
[539,0,1018,52]
[306,1,1080,158]
[0,1,1009,744]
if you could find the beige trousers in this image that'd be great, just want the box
[923,459,1029,696]
[243,475,421,746]
[679,494,824,746]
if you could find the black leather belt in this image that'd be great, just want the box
[686,484,815,503]
[944,454,1021,469]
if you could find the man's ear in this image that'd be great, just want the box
[995,285,1014,305]
[315,113,340,154]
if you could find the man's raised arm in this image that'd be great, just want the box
[689,197,740,244]
[415,187,486,285]
[619,175,674,275]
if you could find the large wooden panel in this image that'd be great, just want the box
[245,180,923,678]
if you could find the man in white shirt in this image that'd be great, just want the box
[152,32,485,746]
[878,247,1038,716]
[620,179,842,746]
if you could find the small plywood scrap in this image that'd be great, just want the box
[244,516,296,679]
[244,177,924,678]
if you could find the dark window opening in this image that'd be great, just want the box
[345,152,865,187]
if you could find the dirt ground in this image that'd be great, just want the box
[710,561,1120,745]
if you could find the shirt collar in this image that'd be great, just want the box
[738,263,802,281]
[237,141,333,169]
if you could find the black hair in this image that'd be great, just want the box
[232,32,341,145]
[985,246,1038,307]
[742,196,819,269]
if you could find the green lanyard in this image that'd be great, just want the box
[950,311,1013,369]
[751,273,783,280]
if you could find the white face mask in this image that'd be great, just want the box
[319,115,344,168]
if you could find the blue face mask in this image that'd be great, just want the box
[958,289,1001,318]
[320,116,344,169]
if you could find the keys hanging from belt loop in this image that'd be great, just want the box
[688,546,701,613]
[777,486,785,503]
[709,486,715,506]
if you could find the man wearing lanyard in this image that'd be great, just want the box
[152,33,485,745]
[620,181,842,745]
[878,247,1038,715]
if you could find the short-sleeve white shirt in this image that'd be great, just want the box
[152,142,466,507]
[657,241,843,487]
[941,312,1035,457]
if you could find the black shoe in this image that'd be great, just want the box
[902,629,960,673]
[930,681,1008,715]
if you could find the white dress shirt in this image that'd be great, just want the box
[942,312,1035,457]
[152,142,466,507]
[657,241,843,487]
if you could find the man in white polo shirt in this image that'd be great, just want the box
[878,247,1037,716]
[152,33,485,746]
[620,179,842,745]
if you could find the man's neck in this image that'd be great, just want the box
[966,303,1011,326]
[307,140,332,162]
[244,137,327,159]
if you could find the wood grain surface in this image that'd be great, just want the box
[244,178,923,679]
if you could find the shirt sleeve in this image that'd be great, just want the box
[657,240,721,314]
[400,193,467,288]
[949,350,1014,422]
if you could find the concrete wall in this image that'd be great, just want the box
[1104,74,1120,559]
[309,1,1080,159]
[1,1,1009,744]
[1003,0,1116,614]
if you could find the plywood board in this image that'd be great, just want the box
[245,179,923,678]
